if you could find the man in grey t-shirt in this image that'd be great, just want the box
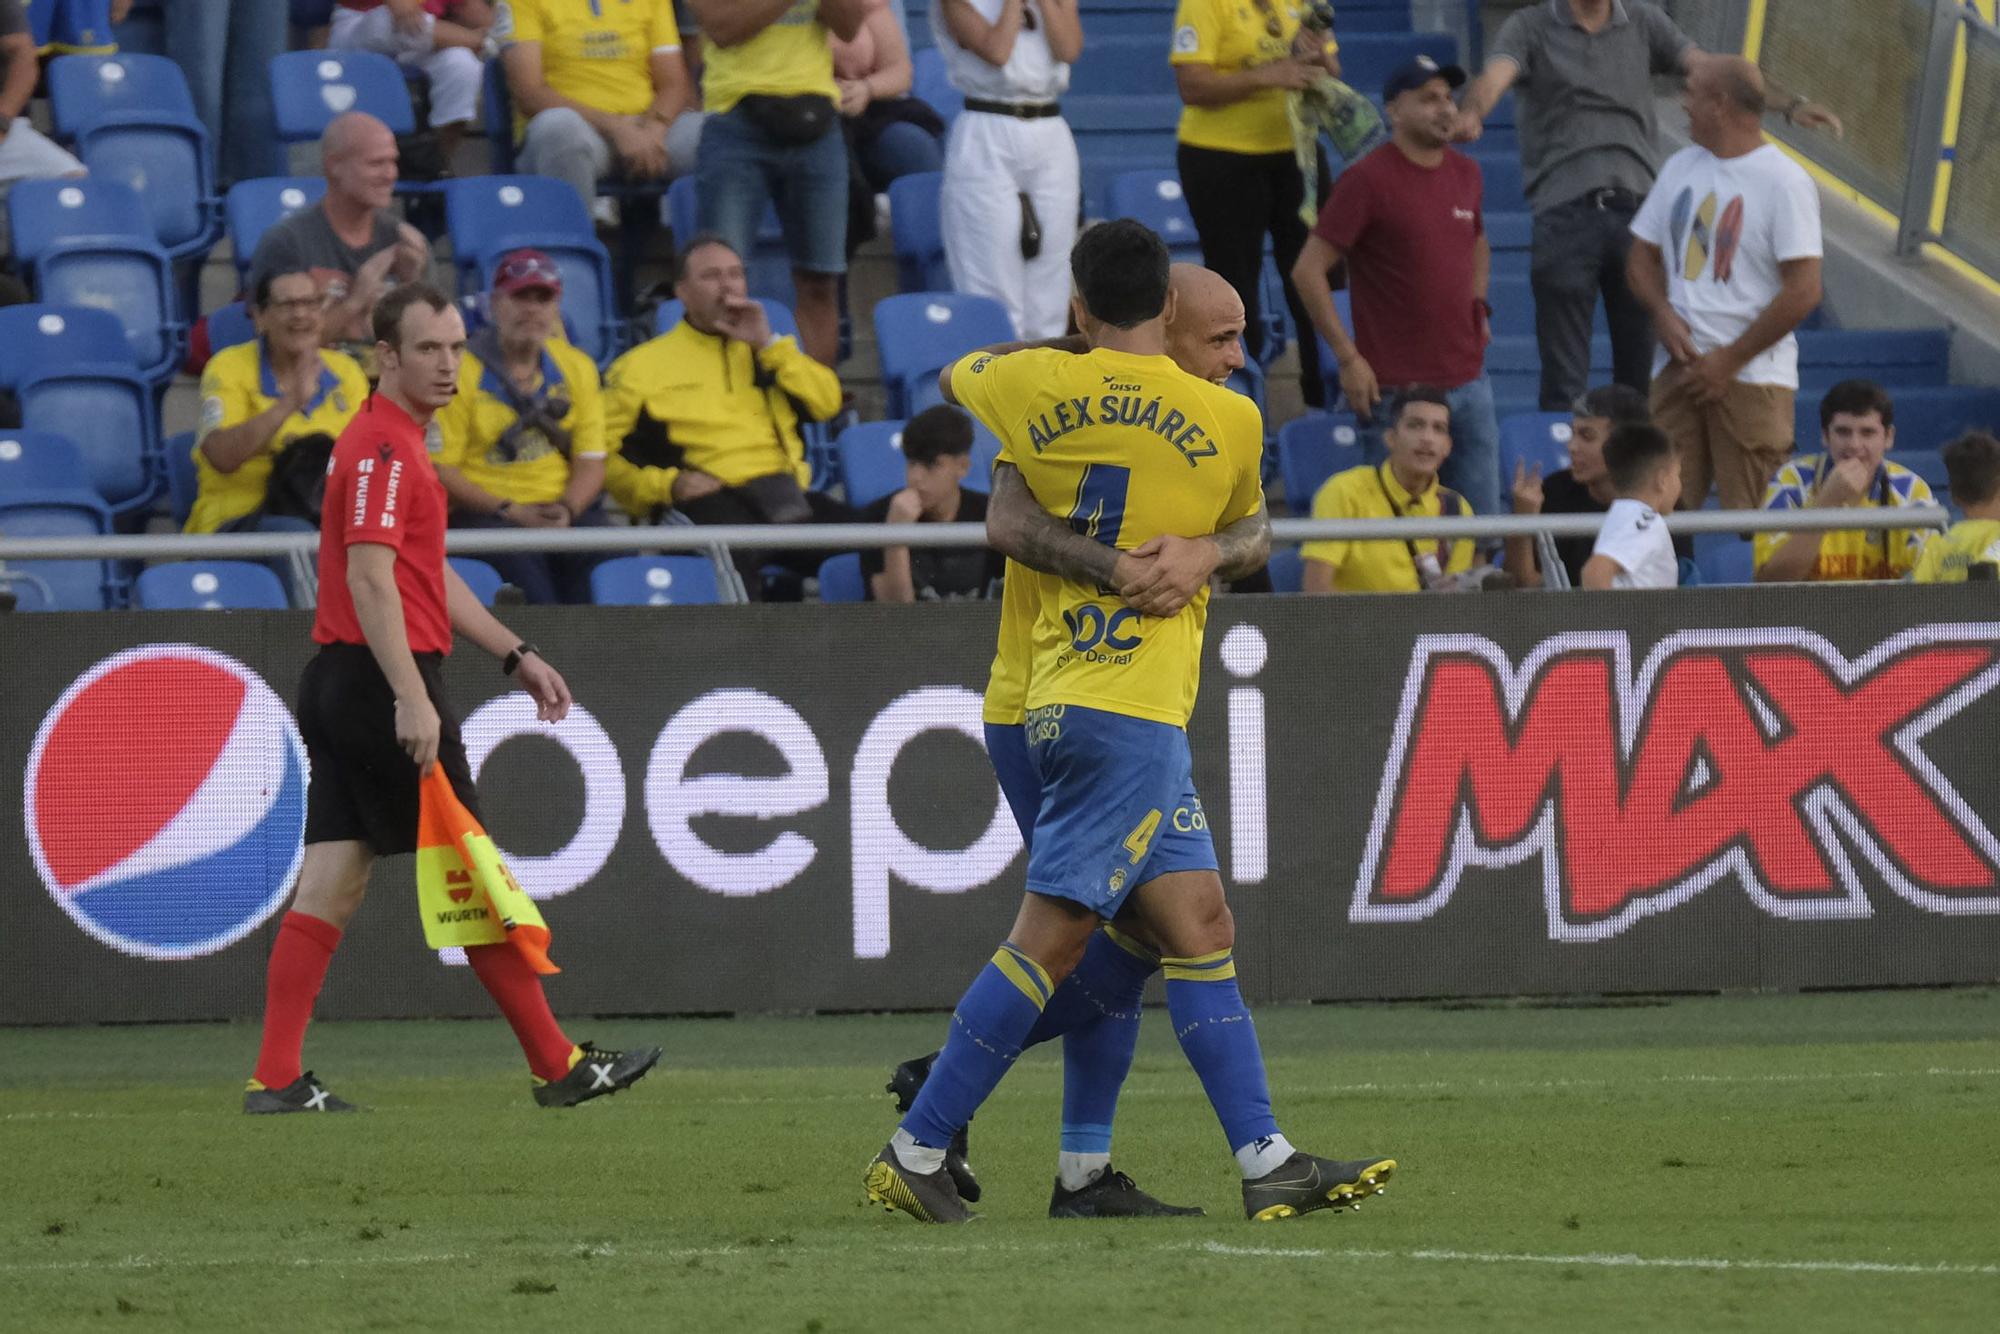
[0,0,85,196]
[246,112,430,355]
[1452,0,1839,412]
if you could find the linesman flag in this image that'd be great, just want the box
[415,768,558,974]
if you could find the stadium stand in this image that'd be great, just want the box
[205,301,256,354]
[9,178,184,383]
[223,177,326,288]
[46,54,219,265]
[874,292,1016,418]
[1108,169,1202,260]
[817,551,867,603]
[162,430,198,531]
[1498,413,1575,484]
[0,305,161,516]
[589,555,724,607]
[447,556,506,607]
[0,432,118,609]
[663,176,795,310]
[1692,532,1755,586]
[835,420,910,510]
[134,560,289,610]
[1276,410,1366,512]
[267,48,416,144]
[887,171,949,294]
[445,175,622,364]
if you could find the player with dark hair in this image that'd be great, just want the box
[244,281,660,1114]
[865,219,1394,1223]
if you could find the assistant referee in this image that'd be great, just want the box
[245,282,660,1114]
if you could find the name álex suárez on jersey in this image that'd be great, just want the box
[1026,378,1221,468]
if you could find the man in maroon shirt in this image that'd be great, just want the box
[1291,55,1501,518]
[246,282,660,1114]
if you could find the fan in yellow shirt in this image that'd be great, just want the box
[1755,380,1935,583]
[1301,389,1476,593]
[185,269,368,534]
[1912,431,2000,584]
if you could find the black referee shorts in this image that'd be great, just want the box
[297,643,482,855]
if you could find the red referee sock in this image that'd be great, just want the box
[252,911,344,1089]
[466,944,576,1082]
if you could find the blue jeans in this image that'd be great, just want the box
[696,105,849,275]
[857,119,943,192]
[158,0,286,186]
[1362,374,1503,518]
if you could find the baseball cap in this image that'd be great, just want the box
[493,248,562,296]
[1382,53,1466,103]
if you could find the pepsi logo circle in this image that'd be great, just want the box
[25,645,308,960]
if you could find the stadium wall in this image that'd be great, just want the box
[7,590,2000,1026]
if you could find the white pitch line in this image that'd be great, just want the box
[1193,1243,2000,1279]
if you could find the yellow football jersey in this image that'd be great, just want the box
[185,341,368,534]
[502,0,681,126]
[1911,519,2000,584]
[1753,455,1934,581]
[951,345,1264,730]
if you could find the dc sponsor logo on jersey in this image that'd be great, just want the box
[24,646,308,960]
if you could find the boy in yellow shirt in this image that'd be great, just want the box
[1912,432,2000,584]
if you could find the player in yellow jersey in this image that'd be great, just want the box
[865,222,1396,1224]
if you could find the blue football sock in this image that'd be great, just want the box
[1018,928,1158,1154]
[1163,950,1281,1153]
[899,943,1052,1150]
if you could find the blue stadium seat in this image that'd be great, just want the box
[910,46,961,126]
[965,419,1002,493]
[1486,210,1532,269]
[888,171,949,293]
[1266,545,1303,594]
[1795,384,2000,453]
[1331,32,1459,101]
[1692,532,1754,586]
[268,49,416,143]
[664,175,794,308]
[0,430,94,495]
[0,490,117,610]
[1066,37,1178,97]
[0,305,158,513]
[1499,412,1573,483]
[480,58,516,173]
[1474,151,1528,213]
[1895,449,1951,500]
[48,54,219,262]
[224,177,325,287]
[164,430,198,529]
[1484,335,1612,402]
[448,556,505,606]
[1276,411,1365,511]
[448,176,622,363]
[1486,274,1606,340]
[1323,0,1415,31]
[818,551,867,603]
[1794,327,1950,388]
[1228,346,1268,426]
[1108,169,1201,259]
[135,560,289,610]
[207,300,256,353]
[590,555,723,606]
[9,178,184,381]
[874,292,1016,417]
[1068,96,1181,215]
[836,421,910,508]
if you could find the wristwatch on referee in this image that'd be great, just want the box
[503,642,541,676]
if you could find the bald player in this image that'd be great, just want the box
[880,261,1273,1219]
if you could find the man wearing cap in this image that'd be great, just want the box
[1450,0,1842,412]
[1290,54,1501,519]
[433,248,611,605]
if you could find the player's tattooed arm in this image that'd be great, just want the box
[988,462,1128,591]
[1210,504,1272,580]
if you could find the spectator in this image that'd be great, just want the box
[330,3,496,162]
[160,0,286,185]
[1628,56,1822,514]
[500,0,701,224]
[1170,0,1337,405]
[433,249,610,605]
[0,0,86,193]
[603,233,853,599]
[185,266,369,534]
[1292,55,1501,518]
[1454,0,1840,413]
[1754,379,1932,583]
[1912,432,2000,584]
[934,0,1083,341]
[1301,388,1474,594]
[1580,422,1680,589]
[1504,381,1649,586]
[33,0,124,53]
[863,404,1003,601]
[833,3,943,193]
[687,0,874,368]
[247,112,432,356]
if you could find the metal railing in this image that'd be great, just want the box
[0,506,1953,562]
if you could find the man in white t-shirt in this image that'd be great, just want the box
[1583,422,1681,589]
[934,0,1083,339]
[1626,55,1822,512]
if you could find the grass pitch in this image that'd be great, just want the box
[3,989,1997,1332]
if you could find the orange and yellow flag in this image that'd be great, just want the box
[415,768,558,974]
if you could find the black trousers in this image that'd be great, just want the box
[678,485,859,601]
[1176,141,1332,408]
[1530,191,1656,411]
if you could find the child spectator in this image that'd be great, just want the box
[1581,422,1681,590]
[1911,432,2000,584]
[862,404,1003,602]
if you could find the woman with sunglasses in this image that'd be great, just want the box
[1170,0,1340,406]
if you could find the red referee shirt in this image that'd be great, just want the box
[313,393,454,655]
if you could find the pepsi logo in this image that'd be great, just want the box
[25,646,308,960]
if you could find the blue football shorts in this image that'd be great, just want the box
[984,722,1040,846]
[1021,703,1218,918]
